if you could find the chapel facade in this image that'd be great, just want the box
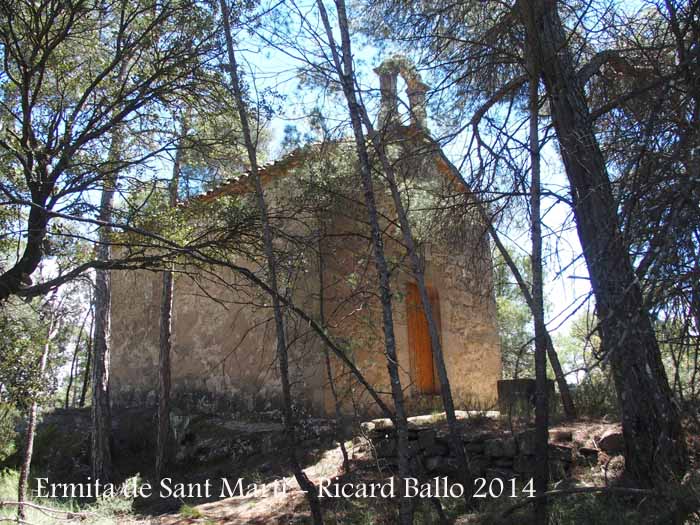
[110,59,502,417]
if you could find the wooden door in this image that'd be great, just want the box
[406,282,441,394]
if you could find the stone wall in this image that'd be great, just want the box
[361,412,576,481]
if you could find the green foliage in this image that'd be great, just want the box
[179,503,203,518]
[548,492,669,524]
[0,404,19,464]
[493,248,534,378]
[0,299,51,409]
[0,469,138,524]
[571,374,619,418]
[655,316,700,406]
[555,312,620,417]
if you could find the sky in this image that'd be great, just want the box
[232,11,594,338]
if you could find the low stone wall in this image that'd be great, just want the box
[361,411,576,481]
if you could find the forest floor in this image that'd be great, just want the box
[153,419,632,525]
[4,411,699,524]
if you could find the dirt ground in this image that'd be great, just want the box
[148,419,634,525]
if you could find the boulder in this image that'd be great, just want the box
[485,437,516,457]
[551,429,573,442]
[454,513,481,524]
[425,455,460,474]
[550,459,571,480]
[468,455,489,476]
[463,430,499,443]
[424,443,449,456]
[375,439,396,458]
[417,429,436,450]
[408,413,444,429]
[598,429,625,456]
[516,429,537,455]
[494,457,514,468]
[514,455,537,475]
[485,467,515,480]
[465,442,485,454]
[362,418,394,432]
[549,444,574,463]
[578,447,599,464]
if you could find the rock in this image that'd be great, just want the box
[378,456,398,467]
[424,443,449,456]
[193,437,232,463]
[516,429,537,455]
[465,442,485,454]
[514,455,537,474]
[454,513,481,524]
[550,459,571,480]
[417,429,436,450]
[674,470,700,511]
[485,467,515,480]
[360,421,375,432]
[375,439,396,458]
[468,455,489,476]
[369,430,392,441]
[407,440,421,457]
[494,457,514,468]
[364,418,394,431]
[578,447,599,464]
[551,430,573,442]
[598,429,624,455]
[464,430,498,443]
[549,444,573,463]
[408,413,444,429]
[425,455,459,474]
[485,437,516,457]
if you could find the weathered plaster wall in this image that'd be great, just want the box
[112,260,327,415]
[317,140,501,416]
[111,133,501,417]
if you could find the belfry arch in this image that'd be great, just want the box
[374,56,429,130]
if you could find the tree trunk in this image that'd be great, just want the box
[18,309,56,522]
[156,117,187,481]
[65,347,78,410]
[18,401,39,522]
[520,0,687,485]
[316,2,413,522]
[65,307,90,409]
[220,3,323,523]
[356,86,473,508]
[0,190,49,302]
[318,234,350,472]
[527,63,549,523]
[488,226,576,418]
[79,309,93,408]
[91,123,124,482]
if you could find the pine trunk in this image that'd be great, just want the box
[220,3,324,522]
[527,65,549,523]
[91,122,124,482]
[316,2,413,522]
[318,236,350,472]
[488,225,576,419]
[18,313,55,521]
[79,311,93,409]
[520,0,687,485]
[156,118,186,481]
[65,308,90,409]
